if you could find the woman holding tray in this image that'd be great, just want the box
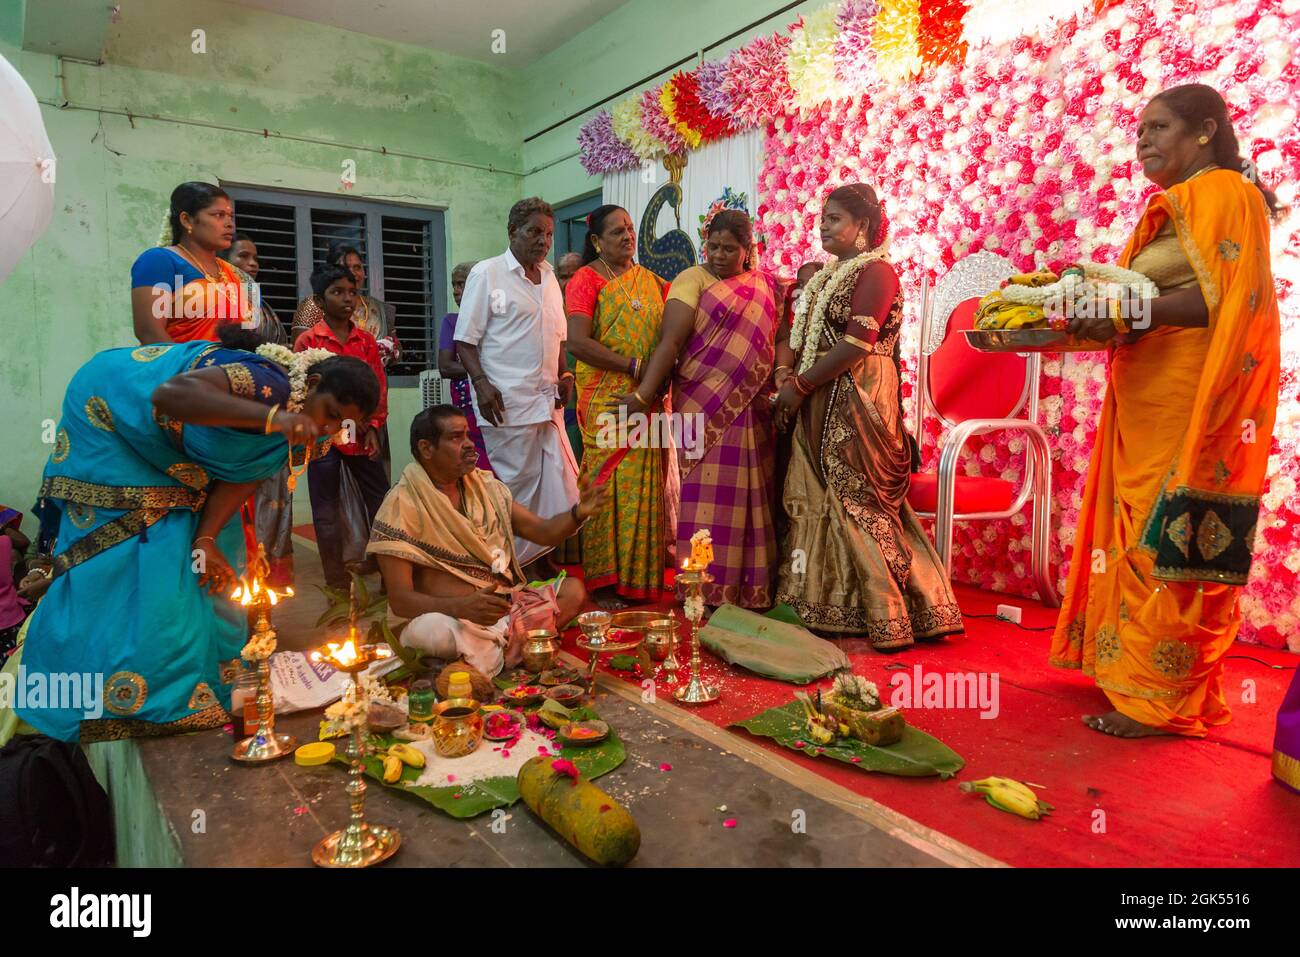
[1049,84,1283,738]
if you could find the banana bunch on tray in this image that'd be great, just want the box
[974,263,1158,332]
[973,271,1059,331]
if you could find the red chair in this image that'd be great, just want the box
[907,251,1059,607]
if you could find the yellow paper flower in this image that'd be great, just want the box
[874,0,923,82]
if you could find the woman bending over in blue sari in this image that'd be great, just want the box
[10,330,379,743]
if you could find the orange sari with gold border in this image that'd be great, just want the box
[1049,169,1281,736]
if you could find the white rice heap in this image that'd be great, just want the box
[407,728,561,790]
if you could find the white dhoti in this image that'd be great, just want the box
[401,611,510,678]
[479,409,579,565]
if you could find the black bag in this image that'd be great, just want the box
[0,734,114,867]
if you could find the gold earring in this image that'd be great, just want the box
[1198,135,1209,145]
[594,241,602,256]
[854,231,868,251]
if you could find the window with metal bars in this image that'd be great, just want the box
[223,184,446,381]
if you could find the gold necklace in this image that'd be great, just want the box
[597,258,644,312]
[173,244,225,284]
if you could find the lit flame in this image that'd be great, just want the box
[312,636,359,668]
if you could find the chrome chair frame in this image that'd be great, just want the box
[912,251,1059,606]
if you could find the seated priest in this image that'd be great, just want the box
[368,405,601,678]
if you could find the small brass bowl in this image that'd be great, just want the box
[521,628,558,673]
[431,698,484,758]
[643,618,679,662]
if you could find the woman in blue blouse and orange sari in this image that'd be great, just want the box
[131,182,254,344]
[3,337,378,744]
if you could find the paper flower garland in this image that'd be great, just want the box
[639,87,685,154]
[918,0,969,66]
[719,33,795,130]
[612,95,664,161]
[873,0,924,82]
[787,5,845,108]
[577,110,639,175]
[835,0,881,95]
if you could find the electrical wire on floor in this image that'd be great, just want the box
[1224,655,1298,670]
[963,614,1297,664]
[962,612,1055,632]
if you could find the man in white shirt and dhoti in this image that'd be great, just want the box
[454,197,580,577]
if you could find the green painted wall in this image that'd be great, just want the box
[0,0,806,533]
[0,0,524,529]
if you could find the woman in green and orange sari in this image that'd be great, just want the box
[566,206,669,609]
[1051,84,1283,738]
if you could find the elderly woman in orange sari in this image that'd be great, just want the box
[1050,84,1283,738]
[565,206,669,609]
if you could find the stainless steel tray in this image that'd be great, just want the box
[964,328,1110,353]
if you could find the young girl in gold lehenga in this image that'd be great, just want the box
[773,183,962,650]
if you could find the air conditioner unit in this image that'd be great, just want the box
[418,369,455,409]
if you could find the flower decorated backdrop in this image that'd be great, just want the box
[579,0,1300,649]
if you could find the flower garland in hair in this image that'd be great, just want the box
[789,246,891,373]
[256,343,334,412]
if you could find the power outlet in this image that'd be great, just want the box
[996,603,1023,624]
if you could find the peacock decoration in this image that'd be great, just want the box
[637,154,697,282]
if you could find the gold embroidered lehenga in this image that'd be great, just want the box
[776,256,962,649]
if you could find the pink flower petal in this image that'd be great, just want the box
[453,793,462,799]
[722,819,737,828]
[293,806,309,815]
[223,723,235,734]
[850,757,861,763]
[659,762,673,772]
[446,774,456,782]
[794,740,807,748]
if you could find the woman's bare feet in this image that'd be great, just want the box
[1082,711,1170,738]
[593,587,627,611]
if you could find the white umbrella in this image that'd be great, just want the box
[0,52,56,284]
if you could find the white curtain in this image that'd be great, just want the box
[602,128,764,262]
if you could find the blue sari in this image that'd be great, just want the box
[18,340,312,742]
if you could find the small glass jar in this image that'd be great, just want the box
[230,671,260,737]
[447,671,473,699]
[407,679,435,723]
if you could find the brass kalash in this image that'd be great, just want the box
[230,544,297,763]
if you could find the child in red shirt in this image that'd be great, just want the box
[294,265,391,589]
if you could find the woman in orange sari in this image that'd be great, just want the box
[131,182,253,343]
[566,206,669,609]
[1050,84,1283,738]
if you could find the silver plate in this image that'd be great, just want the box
[963,328,1110,353]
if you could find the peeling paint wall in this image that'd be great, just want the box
[0,0,524,522]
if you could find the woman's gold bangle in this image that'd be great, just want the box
[633,389,649,405]
[1109,298,1130,335]
[264,403,281,435]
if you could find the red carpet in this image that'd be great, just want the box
[558,576,1300,868]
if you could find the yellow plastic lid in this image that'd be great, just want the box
[295,742,336,766]
[449,671,470,683]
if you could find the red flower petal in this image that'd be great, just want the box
[599,804,612,813]
[794,740,807,748]
[551,758,580,781]
[659,762,673,771]
[446,774,456,782]
[722,819,737,828]
[850,757,861,763]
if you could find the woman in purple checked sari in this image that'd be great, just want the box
[616,210,781,608]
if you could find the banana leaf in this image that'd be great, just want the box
[342,705,625,818]
[699,604,850,684]
[732,701,964,778]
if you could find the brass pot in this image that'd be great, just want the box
[521,629,559,673]
[431,698,484,758]
[644,618,679,662]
